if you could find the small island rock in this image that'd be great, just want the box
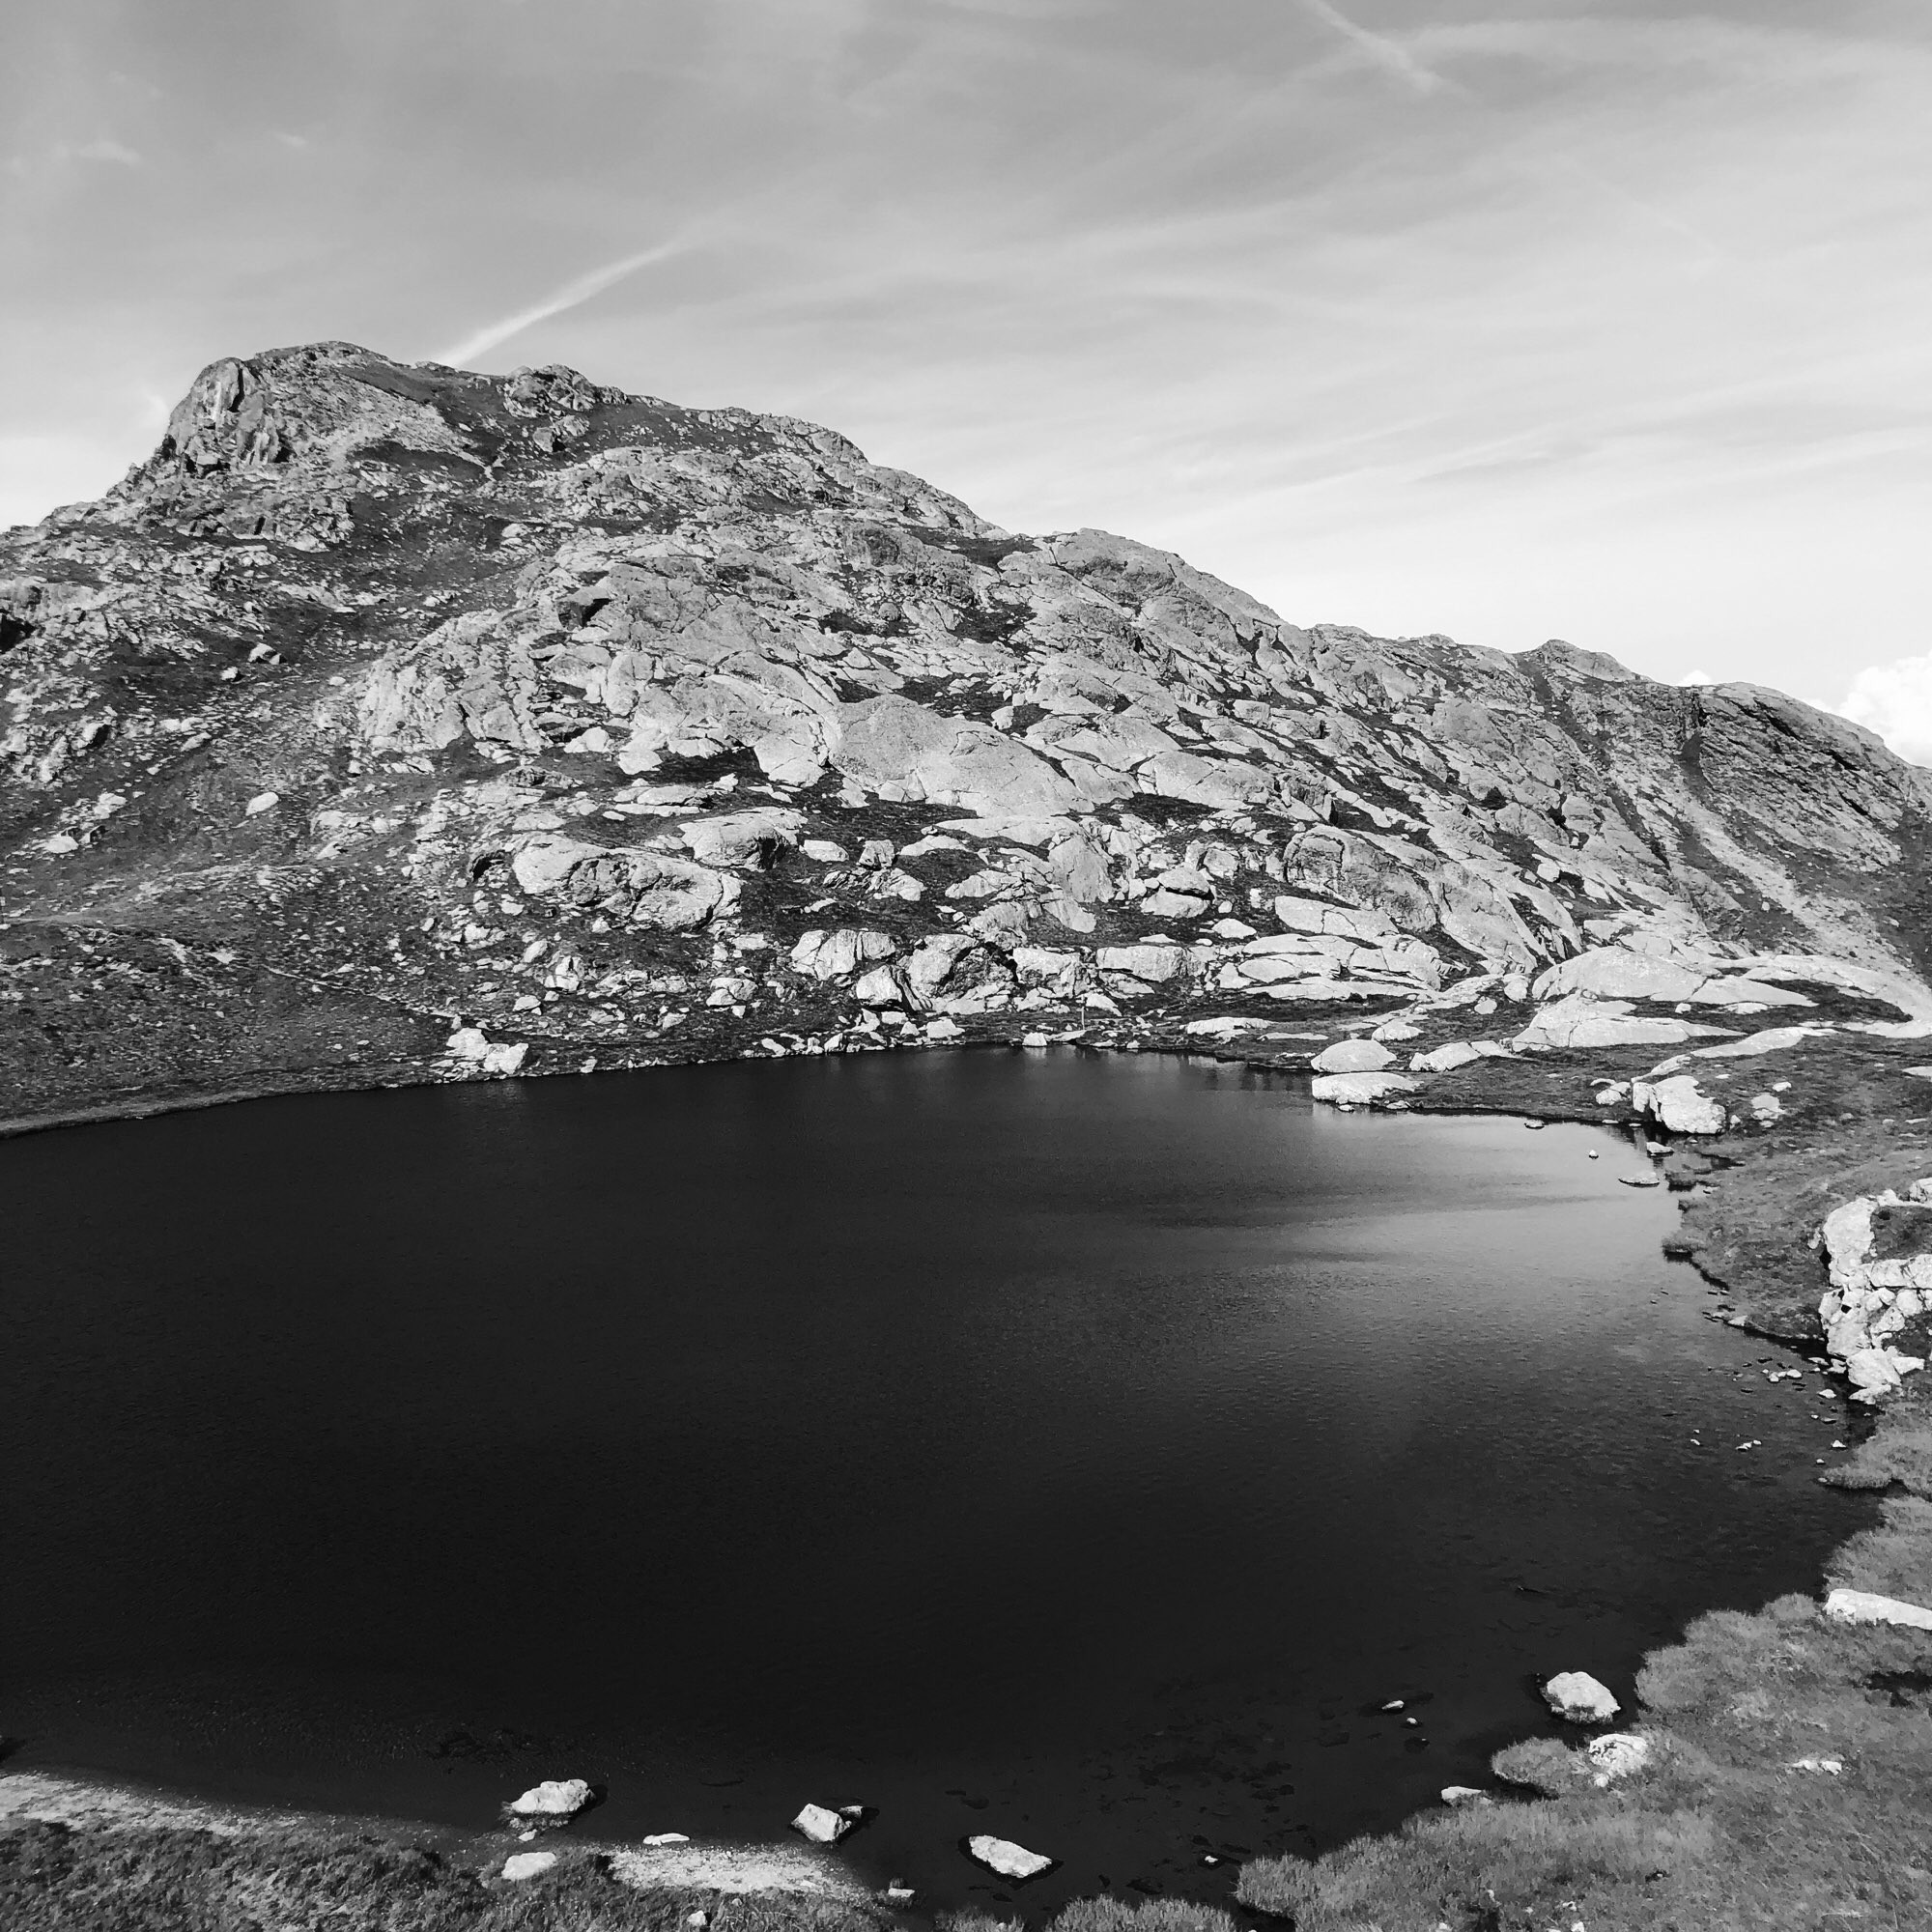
[1543,1671,1620,1723]
[965,1833,1055,1880]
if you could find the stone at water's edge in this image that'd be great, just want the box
[791,1802,862,1845]
[1631,1074,1728,1136]
[1823,1587,1932,1632]
[1312,1038,1395,1074]
[1542,1671,1620,1723]
[965,1833,1056,1880]
[506,1776,591,1819]
[1311,1070,1418,1107]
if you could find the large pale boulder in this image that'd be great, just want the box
[1823,1587,1932,1632]
[681,808,802,867]
[1095,942,1193,988]
[1312,1038,1395,1073]
[1273,895,1399,942]
[834,694,1078,818]
[1631,1073,1728,1135]
[509,835,738,929]
[1513,996,1696,1051]
[791,1803,864,1845]
[508,1777,592,1820]
[1586,1734,1651,1782]
[1532,949,1707,1003]
[502,1852,558,1882]
[791,928,895,981]
[1543,1672,1619,1723]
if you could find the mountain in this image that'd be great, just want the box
[3,340,1930,1135]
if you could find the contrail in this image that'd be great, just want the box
[1297,0,1457,97]
[435,242,685,368]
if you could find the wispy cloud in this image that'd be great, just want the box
[1296,0,1456,97]
[435,242,688,368]
[65,137,142,165]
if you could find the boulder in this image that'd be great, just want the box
[1312,1038,1395,1074]
[1542,1671,1619,1723]
[1412,1040,1485,1072]
[964,1834,1055,1881]
[1822,1587,1932,1632]
[1585,1733,1651,1782]
[1531,948,1707,1003]
[1513,996,1696,1051]
[1631,1074,1728,1136]
[508,1778,593,1820]
[447,1028,529,1077]
[791,1803,864,1845]
[791,927,895,981]
[1439,1786,1492,1807]
[1311,1071,1418,1108]
[1095,941,1193,988]
[502,1852,558,1882]
[509,834,738,930]
[681,808,803,867]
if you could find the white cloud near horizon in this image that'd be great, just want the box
[1840,656,1932,769]
[434,241,688,369]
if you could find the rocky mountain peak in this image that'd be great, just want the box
[2,342,1929,1127]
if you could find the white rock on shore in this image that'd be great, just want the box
[1816,1191,1931,1401]
[1311,1070,1418,1108]
[1586,1733,1651,1782]
[1823,1586,1932,1631]
[1311,1038,1395,1073]
[502,1851,558,1881]
[1631,1073,1728,1136]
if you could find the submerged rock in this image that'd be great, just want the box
[964,1833,1056,1880]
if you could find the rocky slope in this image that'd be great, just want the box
[3,341,1930,1154]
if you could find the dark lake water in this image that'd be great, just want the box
[0,1050,1867,1911]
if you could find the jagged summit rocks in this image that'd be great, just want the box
[3,340,1932,1133]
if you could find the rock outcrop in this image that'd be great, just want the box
[3,341,1930,1140]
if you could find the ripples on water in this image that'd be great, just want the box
[0,1052,1866,1909]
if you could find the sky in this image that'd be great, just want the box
[3,1,1929,754]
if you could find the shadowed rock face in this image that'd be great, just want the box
[2,340,1929,1122]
